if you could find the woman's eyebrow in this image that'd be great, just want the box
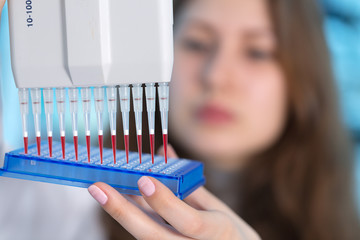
[242,29,275,40]
[184,19,216,35]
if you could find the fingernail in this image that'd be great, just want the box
[138,176,155,197]
[88,185,108,205]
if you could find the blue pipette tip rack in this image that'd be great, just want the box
[0,142,205,199]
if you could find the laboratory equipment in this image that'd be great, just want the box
[1,142,205,199]
[0,0,181,191]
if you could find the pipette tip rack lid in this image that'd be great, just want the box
[0,142,206,200]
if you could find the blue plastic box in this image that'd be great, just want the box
[0,142,205,199]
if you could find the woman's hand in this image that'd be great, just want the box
[88,147,260,240]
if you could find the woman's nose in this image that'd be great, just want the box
[201,47,236,92]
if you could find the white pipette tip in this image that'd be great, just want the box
[18,88,30,154]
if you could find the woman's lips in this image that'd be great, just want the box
[196,105,235,124]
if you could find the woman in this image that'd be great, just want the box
[92,0,359,239]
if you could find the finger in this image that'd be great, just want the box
[89,183,185,240]
[138,176,222,239]
[157,144,178,158]
[124,195,166,224]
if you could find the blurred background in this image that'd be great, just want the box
[0,0,359,229]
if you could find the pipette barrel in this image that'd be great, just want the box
[30,88,42,156]
[158,83,169,163]
[18,88,29,154]
[132,84,143,164]
[43,88,54,157]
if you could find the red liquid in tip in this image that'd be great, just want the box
[150,134,155,164]
[86,135,91,162]
[48,136,53,157]
[124,135,129,164]
[36,136,41,156]
[137,134,142,164]
[99,135,103,164]
[73,136,79,161]
[24,137,28,154]
[163,134,168,164]
[61,136,65,159]
[111,135,116,164]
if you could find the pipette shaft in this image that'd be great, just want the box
[69,88,79,160]
[94,87,105,164]
[107,86,117,164]
[56,88,66,159]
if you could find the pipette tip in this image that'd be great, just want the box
[163,134,168,164]
[111,135,116,164]
[86,135,91,162]
[48,136,53,157]
[99,135,103,164]
[124,134,129,164]
[73,136,79,161]
[60,136,65,159]
[137,134,142,164]
[24,137,28,154]
[150,134,155,164]
[36,136,41,156]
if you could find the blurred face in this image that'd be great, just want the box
[170,0,287,170]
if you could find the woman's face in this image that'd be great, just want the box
[170,0,287,170]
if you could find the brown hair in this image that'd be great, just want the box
[172,0,360,239]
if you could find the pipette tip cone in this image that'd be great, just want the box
[163,134,168,164]
[86,135,91,162]
[111,135,116,164]
[61,136,65,159]
[150,134,155,164]
[124,135,129,164]
[137,135,142,164]
[48,136,53,157]
[24,137,28,154]
[36,136,41,156]
[99,135,103,164]
[73,136,79,161]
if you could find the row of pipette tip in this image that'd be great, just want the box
[17,83,170,165]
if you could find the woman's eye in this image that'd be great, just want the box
[246,48,273,61]
[182,39,211,54]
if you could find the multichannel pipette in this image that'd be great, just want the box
[30,88,42,156]
[94,87,105,164]
[55,88,66,159]
[107,87,118,164]
[81,88,92,162]
[145,83,156,164]
[158,83,170,164]
[69,88,79,161]
[132,84,143,164]
[18,89,29,154]
[7,0,174,168]
[119,85,131,164]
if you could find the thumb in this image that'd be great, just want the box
[157,144,178,158]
